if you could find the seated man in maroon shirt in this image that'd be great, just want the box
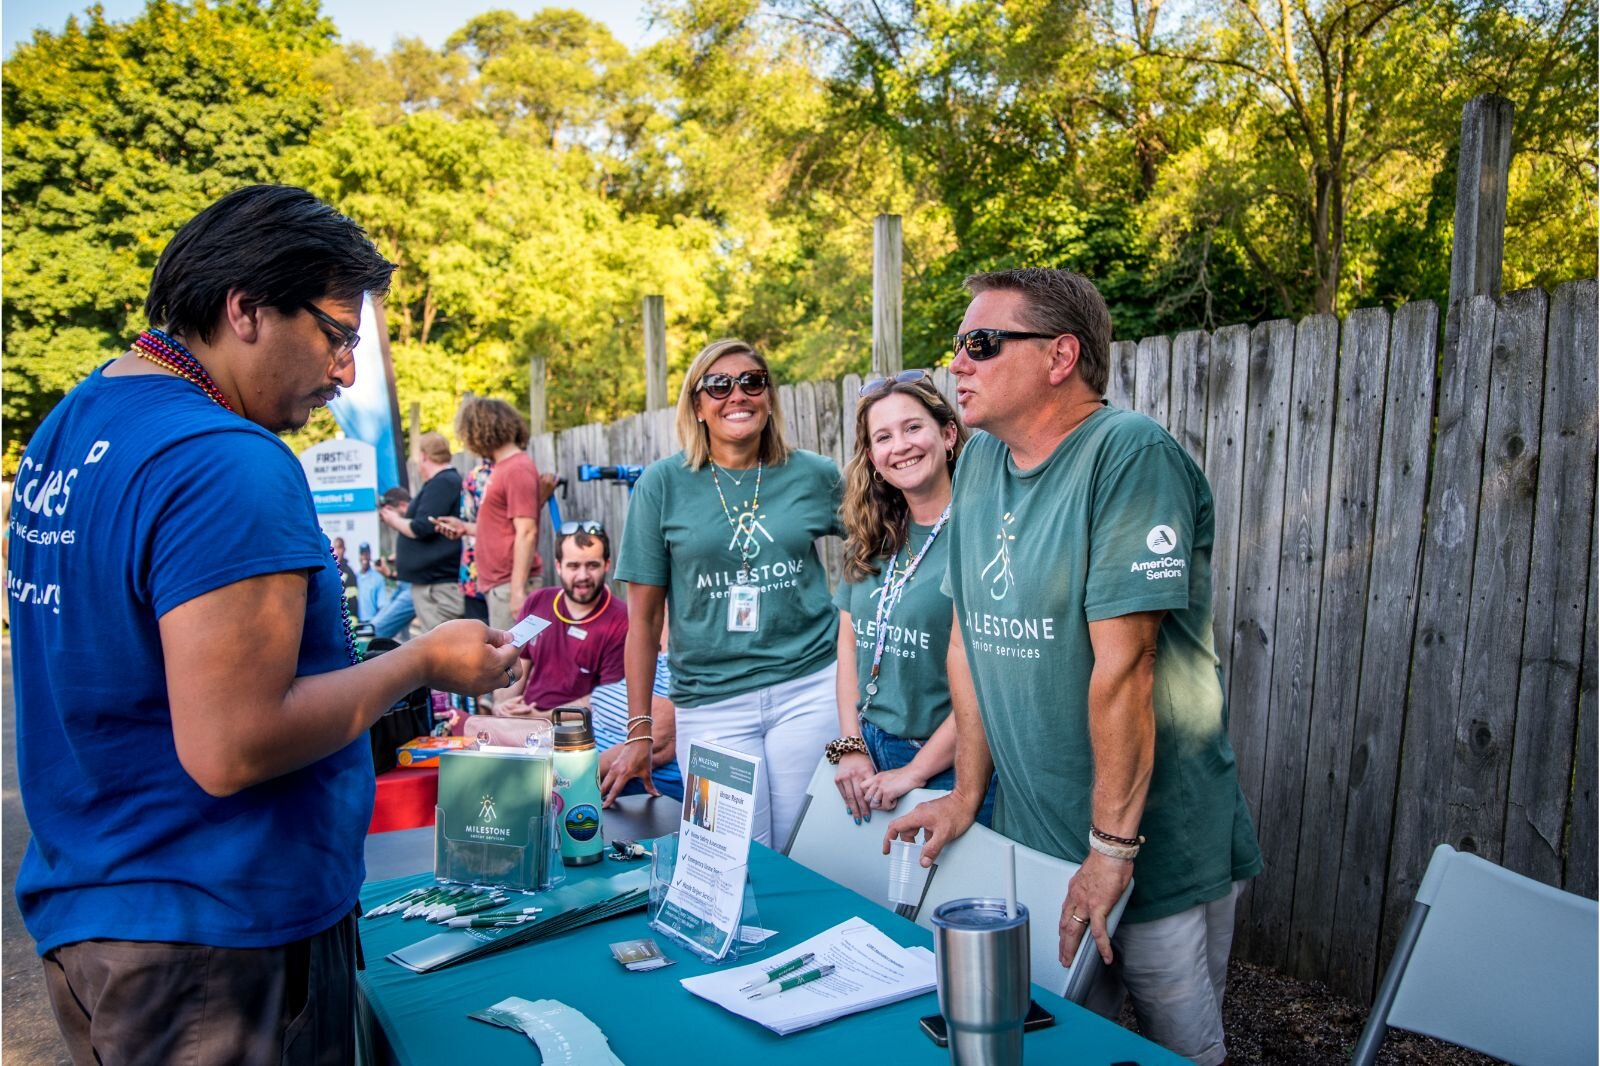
[467,522,676,795]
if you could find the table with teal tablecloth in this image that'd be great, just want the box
[356,842,1185,1064]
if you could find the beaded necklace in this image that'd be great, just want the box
[709,460,763,583]
[552,586,611,626]
[132,328,235,411]
[130,328,359,665]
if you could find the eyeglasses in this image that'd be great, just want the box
[859,369,931,398]
[696,370,770,400]
[951,328,1059,361]
[302,301,361,358]
[559,520,605,536]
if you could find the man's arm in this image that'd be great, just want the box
[1057,610,1160,967]
[883,607,994,862]
[380,506,417,539]
[162,571,521,797]
[407,472,459,540]
[508,516,537,603]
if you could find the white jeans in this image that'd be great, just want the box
[673,661,837,849]
[1082,881,1244,1066]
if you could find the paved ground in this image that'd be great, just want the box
[2,636,72,1063]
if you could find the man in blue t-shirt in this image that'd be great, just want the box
[7,185,521,1065]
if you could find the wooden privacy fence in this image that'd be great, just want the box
[527,280,1597,1005]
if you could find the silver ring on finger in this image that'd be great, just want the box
[504,668,516,684]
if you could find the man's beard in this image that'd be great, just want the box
[563,580,604,605]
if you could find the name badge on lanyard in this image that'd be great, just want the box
[727,584,760,633]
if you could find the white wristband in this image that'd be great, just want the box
[1088,835,1139,862]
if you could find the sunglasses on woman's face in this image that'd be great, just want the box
[858,369,931,398]
[696,370,770,400]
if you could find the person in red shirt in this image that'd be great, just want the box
[435,397,543,632]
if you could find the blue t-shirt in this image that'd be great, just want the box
[356,566,387,619]
[8,365,375,953]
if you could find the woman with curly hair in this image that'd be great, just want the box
[832,370,993,824]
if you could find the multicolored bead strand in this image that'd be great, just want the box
[131,328,234,411]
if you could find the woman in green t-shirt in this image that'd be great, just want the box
[611,339,844,848]
[830,371,993,825]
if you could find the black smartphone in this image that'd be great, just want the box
[919,1001,1056,1046]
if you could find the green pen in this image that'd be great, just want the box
[446,907,542,927]
[738,952,816,992]
[429,894,510,921]
[446,911,541,929]
[406,886,469,918]
[747,964,836,999]
[364,887,426,918]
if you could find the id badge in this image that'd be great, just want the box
[727,584,760,633]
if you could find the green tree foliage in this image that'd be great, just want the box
[2,0,335,470]
[3,0,1593,474]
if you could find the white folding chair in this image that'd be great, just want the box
[1351,843,1598,1066]
[784,754,948,913]
[915,821,1132,1004]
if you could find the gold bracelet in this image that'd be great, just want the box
[622,735,653,746]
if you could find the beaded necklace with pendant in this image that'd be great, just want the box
[131,328,359,665]
[709,460,763,583]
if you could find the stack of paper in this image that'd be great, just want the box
[680,917,936,1035]
[387,867,650,974]
[470,997,623,1064]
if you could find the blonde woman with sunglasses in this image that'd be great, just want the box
[831,371,994,825]
[612,339,844,848]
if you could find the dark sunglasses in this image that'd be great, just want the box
[858,369,931,397]
[303,301,361,357]
[696,370,770,400]
[951,328,1059,361]
[559,520,605,536]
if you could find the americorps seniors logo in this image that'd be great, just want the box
[1146,525,1178,554]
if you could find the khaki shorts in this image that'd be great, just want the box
[411,581,463,634]
[1082,881,1245,1066]
[483,579,543,632]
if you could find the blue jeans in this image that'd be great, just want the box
[860,719,996,826]
[370,583,415,640]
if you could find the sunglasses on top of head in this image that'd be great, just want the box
[302,301,361,357]
[951,328,1061,361]
[559,520,605,536]
[696,370,770,400]
[858,369,932,398]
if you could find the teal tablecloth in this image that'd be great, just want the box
[357,843,1185,1064]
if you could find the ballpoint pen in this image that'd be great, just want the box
[445,911,543,929]
[747,964,836,999]
[428,894,511,921]
[739,952,817,992]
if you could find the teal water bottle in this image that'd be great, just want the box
[552,708,604,866]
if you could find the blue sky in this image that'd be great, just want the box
[2,0,660,58]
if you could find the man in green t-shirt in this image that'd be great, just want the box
[887,268,1261,1066]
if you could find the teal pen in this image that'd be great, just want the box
[747,964,836,999]
[739,952,816,992]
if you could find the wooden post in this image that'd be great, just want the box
[643,295,667,410]
[1448,94,1514,309]
[872,214,903,377]
[528,357,546,437]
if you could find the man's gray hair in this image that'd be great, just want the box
[964,269,1113,395]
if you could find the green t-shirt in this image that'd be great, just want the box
[832,521,954,740]
[947,410,1261,924]
[616,449,843,707]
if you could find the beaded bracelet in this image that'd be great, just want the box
[622,735,653,747]
[1090,825,1145,848]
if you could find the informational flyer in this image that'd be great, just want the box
[654,739,760,960]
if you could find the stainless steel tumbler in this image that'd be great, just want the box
[930,898,1031,1065]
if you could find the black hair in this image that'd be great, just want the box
[556,529,611,563]
[145,185,395,342]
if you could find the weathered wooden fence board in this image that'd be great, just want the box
[1169,331,1210,463]
[1288,307,1390,983]
[1326,300,1439,1001]
[1382,294,1500,966]
[1248,314,1337,972]
[1447,288,1548,864]
[515,288,1595,1006]
[1203,326,1251,674]
[1134,335,1172,430]
[1506,280,1598,886]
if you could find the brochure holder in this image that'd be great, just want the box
[648,833,766,965]
[434,749,564,892]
